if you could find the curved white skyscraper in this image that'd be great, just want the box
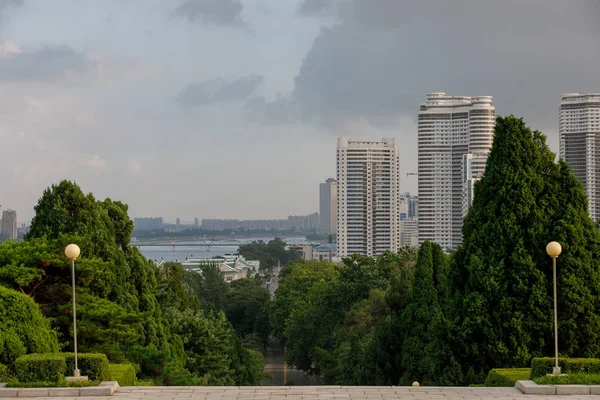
[418,93,495,250]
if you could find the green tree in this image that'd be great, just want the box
[225,278,270,337]
[197,264,229,311]
[0,286,59,366]
[400,241,460,385]
[237,238,300,270]
[452,115,600,382]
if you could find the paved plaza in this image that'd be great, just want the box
[3,386,600,400]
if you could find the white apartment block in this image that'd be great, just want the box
[418,93,495,250]
[337,138,401,257]
[559,93,600,221]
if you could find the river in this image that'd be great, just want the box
[137,237,312,262]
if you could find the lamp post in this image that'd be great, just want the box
[65,244,81,378]
[546,241,562,376]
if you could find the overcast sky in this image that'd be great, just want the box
[1,0,599,223]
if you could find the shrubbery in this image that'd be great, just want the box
[530,357,600,379]
[0,363,8,381]
[484,369,531,387]
[108,363,137,386]
[535,373,600,385]
[0,287,59,367]
[62,353,110,381]
[14,354,66,384]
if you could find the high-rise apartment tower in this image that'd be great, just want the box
[559,93,600,221]
[319,178,337,235]
[418,92,495,249]
[337,137,400,257]
[1,209,17,240]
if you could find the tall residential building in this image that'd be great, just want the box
[1,209,17,240]
[337,137,401,257]
[559,93,600,221]
[418,92,495,249]
[194,217,199,227]
[318,178,337,234]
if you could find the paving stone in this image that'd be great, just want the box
[0,387,18,397]
[79,385,114,396]
[15,388,50,397]
[555,385,591,395]
[47,388,81,397]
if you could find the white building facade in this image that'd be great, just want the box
[559,93,600,221]
[337,138,401,257]
[418,93,495,249]
[400,217,419,247]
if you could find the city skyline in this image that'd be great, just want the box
[0,1,598,222]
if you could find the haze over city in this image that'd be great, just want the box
[1,0,599,223]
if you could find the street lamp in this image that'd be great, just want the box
[546,241,562,376]
[65,244,82,378]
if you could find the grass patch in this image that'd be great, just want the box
[6,379,100,388]
[135,379,155,386]
[485,368,531,387]
[534,373,600,385]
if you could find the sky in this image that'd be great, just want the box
[0,0,599,223]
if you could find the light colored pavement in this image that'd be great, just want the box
[4,386,600,399]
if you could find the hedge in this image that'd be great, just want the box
[62,353,110,381]
[14,354,66,384]
[535,373,600,385]
[530,357,600,379]
[484,368,531,387]
[108,363,137,386]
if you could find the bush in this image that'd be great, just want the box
[530,357,600,379]
[0,363,8,381]
[108,363,137,386]
[14,354,66,384]
[62,353,110,381]
[0,287,59,366]
[535,373,600,385]
[485,368,531,387]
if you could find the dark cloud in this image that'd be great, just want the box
[174,0,243,27]
[270,0,600,132]
[297,0,337,16]
[0,45,91,82]
[177,75,263,106]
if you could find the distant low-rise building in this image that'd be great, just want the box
[201,213,319,231]
[134,217,164,231]
[180,254,260,282]
[290,243,337,262]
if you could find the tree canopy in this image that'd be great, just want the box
[450,115,600,381]
[0,180,266,385]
